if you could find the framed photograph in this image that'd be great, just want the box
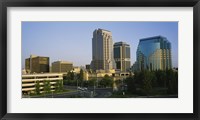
[0,0,199,120]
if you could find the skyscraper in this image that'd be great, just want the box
[136,36,172,71]
[25,55,49,73]
[114,42,131,72]
[91,28,115,71]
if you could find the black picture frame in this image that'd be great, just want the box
[0,0,199,120]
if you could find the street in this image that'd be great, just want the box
[88,88,113,98]
[27,86,113,98]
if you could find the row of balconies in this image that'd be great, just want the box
[22,82,58,87]
[22,78,62,82]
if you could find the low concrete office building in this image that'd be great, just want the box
[25,55,50,73]
[52,61,73,73]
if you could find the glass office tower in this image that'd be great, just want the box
[136,36,172,71]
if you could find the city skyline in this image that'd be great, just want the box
[22,22,178,68]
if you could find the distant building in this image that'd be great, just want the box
[136,36,172,71]
[52,61,73,73]
[72,67,81,74]
[88,72,114,81]
[114,42,131,72]
[85,64,91,70]
[91,28,115,71]
[22,73,63,95]
[131,61,138,72]
[25,55,49,73]
[49,66,52,73]
[22,68,27,75]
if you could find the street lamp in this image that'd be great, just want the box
[28,91,30,98]
[122,78,125,95]
[96,72,98,88]
[76,74,78,91]
[73,72,78,91]
[93,79,95,96]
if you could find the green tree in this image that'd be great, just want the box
[134,70,154,96]
[43,80,51,94]
[124,76,135,93]
[155,70,166,88]
[66,71,75,80]
[99,75,113,88]
[35,80,40,95]
[79,69,84,81]
[58,80,63,92]
[142,70,153,96]
[166,69,178,94]
[88,79,96,87]
[82,80,89,87]
[55,80,64,92]
[55,80,59,92]
[64,71,78,86]
[115,79,122,88]
[77,69,84,87]
[134,71,145,88]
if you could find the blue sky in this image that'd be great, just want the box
[22,22,178,68]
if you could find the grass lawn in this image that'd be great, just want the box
[29,89,76,97]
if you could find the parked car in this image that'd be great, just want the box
[78,87,87,91]
[83,87,88,91]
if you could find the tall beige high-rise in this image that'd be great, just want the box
[91,28,115,71]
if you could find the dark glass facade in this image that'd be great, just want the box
[25,56,49,73]
[114,42,131,72]
[52,61,73,73]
